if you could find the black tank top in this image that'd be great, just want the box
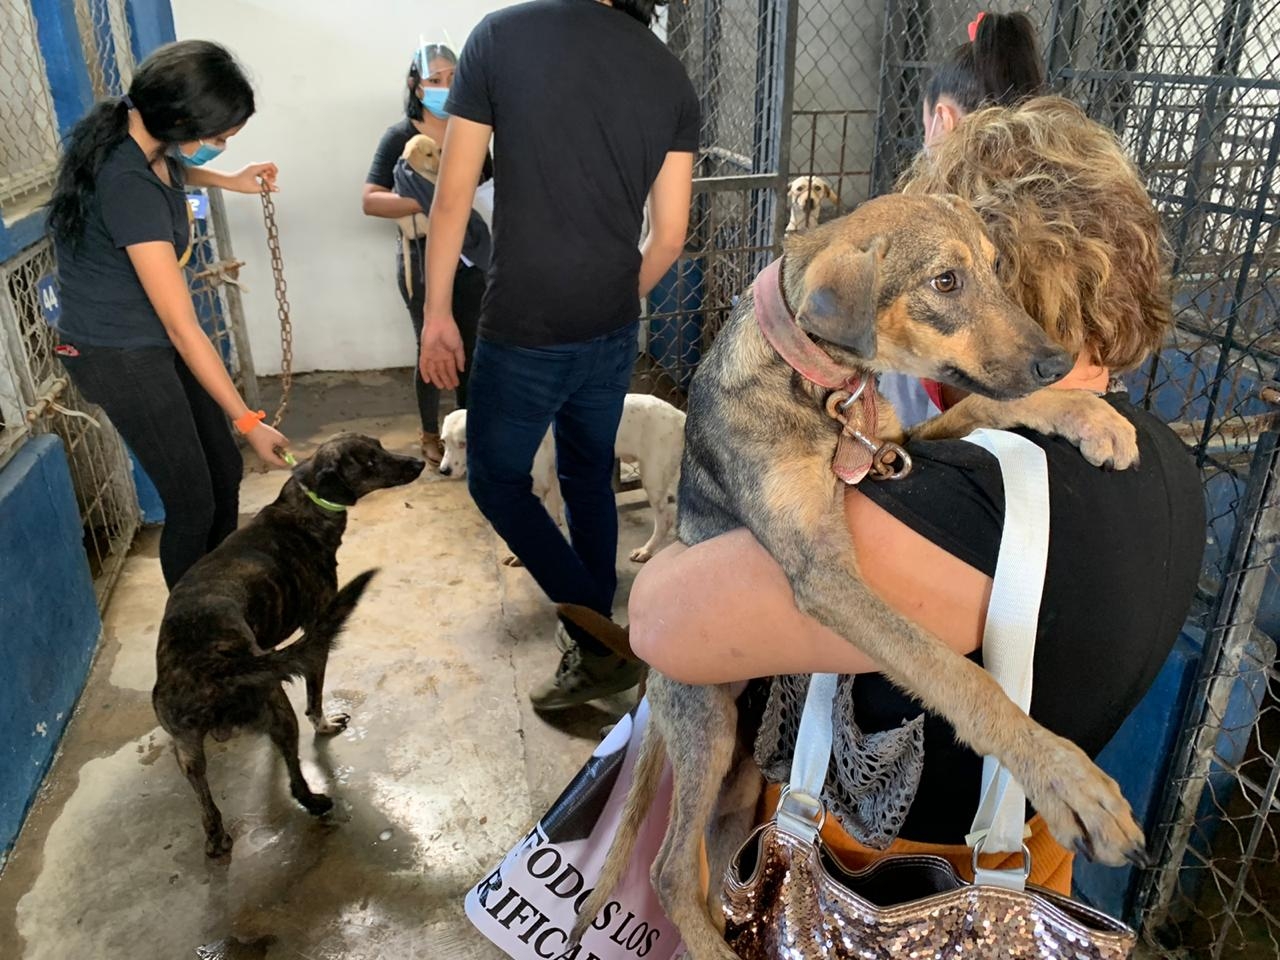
[849,394,1205,842]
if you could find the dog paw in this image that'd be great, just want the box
[311,713,350,736]
[205,829,233,859]
[629,547,653,563]
[1073,414,1140,471]
[502,554,525,568]
[1018,729,1146,866]
[298,792,334,817]
[1028,392,1140,470]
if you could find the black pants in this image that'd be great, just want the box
[59,342,243,589]
[398,237,483,434]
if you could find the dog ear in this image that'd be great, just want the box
[796,238,887,359]
[310,465,359,506]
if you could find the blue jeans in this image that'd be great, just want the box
[466,325,638,648]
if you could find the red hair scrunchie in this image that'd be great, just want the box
[967,10,987,42]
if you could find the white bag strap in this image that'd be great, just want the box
[777,428,1050,879]
[776,672,839,842]
[961,428,1050,891]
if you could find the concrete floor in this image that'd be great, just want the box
[0,370,652,960]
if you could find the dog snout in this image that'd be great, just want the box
[803,197,816,211]
[1031,348,1073,386]
[402,456,427,480]
[381,453,426,487]
[439,463,453,477]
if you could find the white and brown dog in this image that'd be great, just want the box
[398,134,440,297]
[439,393,686,564]
[786,175,838,233]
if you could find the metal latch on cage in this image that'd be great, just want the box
[26,378,100,428]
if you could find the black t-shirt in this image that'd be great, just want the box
[848,395,1205,843]
[54,138,190,348]
[365,117,494,191]
[446,0,700,347]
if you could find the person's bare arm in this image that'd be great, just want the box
[420,116,491,389]
[628,488,991,683]
[639,151,694,298]
[361,182,423,219]
[186,162,278,195]
[126,241,289,467]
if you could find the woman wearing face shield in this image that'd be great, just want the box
[362,42,493,466]
[47,39,288,590]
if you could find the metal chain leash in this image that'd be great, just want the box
[259,178,293,428]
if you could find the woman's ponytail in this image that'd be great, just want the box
[47,40,254,248]
[972,12,1044,107]
[46,97,131,247]
[925,11,1045,114]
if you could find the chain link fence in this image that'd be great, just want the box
[787,0,884,219]
[0,0,63,218]
[0,241,139,609]
[72,0,134,98]
[188,189,260,411]
[636,0,792,405]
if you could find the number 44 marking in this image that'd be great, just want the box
[36,274,61,325]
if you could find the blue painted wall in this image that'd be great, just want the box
[0,436,102,860]
[125,0,176,66]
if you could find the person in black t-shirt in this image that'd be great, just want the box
[625,98,1205,886]
[361,43,494,466]
[418,0,699,712]
[48,40,289,590]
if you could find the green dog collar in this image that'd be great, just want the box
[281,450,348,514]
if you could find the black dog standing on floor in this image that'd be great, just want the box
[153,434,425,857]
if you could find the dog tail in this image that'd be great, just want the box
[555,603,637,661]
[234,569,379,686]
[570,721,667,944]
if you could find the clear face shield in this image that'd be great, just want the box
[414,38,457,119]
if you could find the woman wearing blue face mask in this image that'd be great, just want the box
[362,42,493,466]
[48,39,289,590]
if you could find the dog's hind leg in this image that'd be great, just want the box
[264,686,333,816]
[304,656,349,736]
[704,750,763,932]
[630,464,675,563]
[173,734,232,858]
[650,680,741,960]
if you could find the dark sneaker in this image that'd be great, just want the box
[530,644,645,712]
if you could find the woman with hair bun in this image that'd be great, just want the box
[885,11,1048,425]
[923,10,1045,146]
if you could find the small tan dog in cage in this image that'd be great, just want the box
[786,175,838,232]
[397,134,440,297]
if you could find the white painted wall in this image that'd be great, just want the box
[172,0,513,374]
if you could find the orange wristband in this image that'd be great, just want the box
[234,409,266,435]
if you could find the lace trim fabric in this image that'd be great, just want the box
[753,674,925,851]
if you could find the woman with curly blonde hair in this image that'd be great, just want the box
[618,97,1204,890]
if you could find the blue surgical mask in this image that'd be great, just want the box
[419,87,450,120]
[178,141,224,166]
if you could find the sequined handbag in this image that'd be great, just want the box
[721,430,1137,959]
